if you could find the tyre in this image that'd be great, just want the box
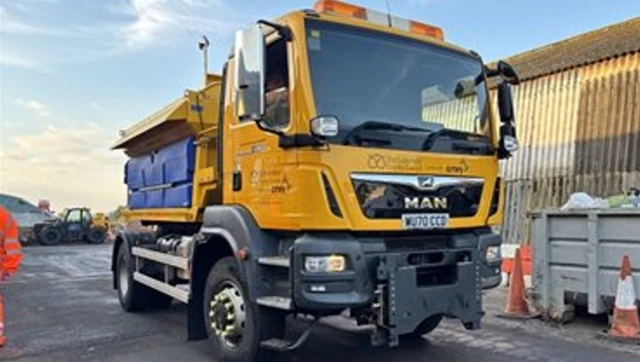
[87,227,106,244]
[116,243,173,312]
[401,314,443,342]
[204,257,285,362]
[37,226,62,246]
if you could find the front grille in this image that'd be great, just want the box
[352,174,483,219]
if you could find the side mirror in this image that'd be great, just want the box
[233,24,265,121]
[497,82,514,124]
[497,82,517,159]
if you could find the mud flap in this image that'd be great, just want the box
[187,288,207,341]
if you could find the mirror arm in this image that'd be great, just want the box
[255,121,325,149]
[484,64,520,85]
[254,119,285,136]
[279,134,326,149]
[484,66,499,78]
[257,19,293,42]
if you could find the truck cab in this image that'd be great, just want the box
[111,1,519,361]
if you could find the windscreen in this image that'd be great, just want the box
[306,20,490,153]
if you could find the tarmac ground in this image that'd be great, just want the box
[1,244,639,362]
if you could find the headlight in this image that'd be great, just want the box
[485,246,501,263]
[304,255,346,273]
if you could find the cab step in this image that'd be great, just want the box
[257,256,290,268]
[260,338,292,351]
[260,319,319,352]
[256,296,293,310]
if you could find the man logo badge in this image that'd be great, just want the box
[404,196,448,210]
[417,176,435,189]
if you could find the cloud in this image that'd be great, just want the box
[14,98,52,118]
[0,52,41,69]
[0,124,127,212]
[402,0,439,7]
[14,3,31,12]
[121,0,241,48]
[125,0,175,46]
[7,124,110,165]
[86,102,104,111]
[1,17,46,35]
[1,0,246,71]
[0,6,55,71]
[0,5,64,35]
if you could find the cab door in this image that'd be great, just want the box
[224,28,298,229]
[64,209,84,241]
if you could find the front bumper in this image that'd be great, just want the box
[291,230,502,341]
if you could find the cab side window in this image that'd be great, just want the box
[81,210,92,225]
[66,210,82,223]
[263,37,290,129]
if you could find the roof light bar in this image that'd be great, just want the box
[313,0,444,40]
[410,21,444,39]
[314,0,366,19]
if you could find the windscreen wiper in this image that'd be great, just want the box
[343,120,436,146]
[452,140,493,155]
[422,128,489,151]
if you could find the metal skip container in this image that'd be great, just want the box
[531,209,640,321]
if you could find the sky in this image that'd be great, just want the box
[1,0,639,213]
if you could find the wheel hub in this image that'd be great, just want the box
[208,284,246,346]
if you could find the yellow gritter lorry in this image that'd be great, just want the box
[111,1,520,361]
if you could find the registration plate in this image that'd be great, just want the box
[401,213,450,230]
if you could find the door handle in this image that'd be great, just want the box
[233,170,242,191]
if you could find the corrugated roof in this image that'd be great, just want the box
[505,16,640,82]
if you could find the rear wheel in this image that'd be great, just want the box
[37,226,62,246]
[86,227,106,244]
[204,257,285,362]
[116,243,173,311]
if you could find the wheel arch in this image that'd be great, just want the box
[110,229,157,289]
[199,205,279,294]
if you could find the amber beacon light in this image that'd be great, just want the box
[313,0,444,40]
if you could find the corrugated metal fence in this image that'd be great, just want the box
[500,52,640,244]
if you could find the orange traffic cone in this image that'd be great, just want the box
[497,248,538,319]
[607,255,640,341]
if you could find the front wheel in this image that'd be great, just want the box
[401,314,443,343]
[86,227,106,244]
[37,226,62,246]
[204,257,285,362]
